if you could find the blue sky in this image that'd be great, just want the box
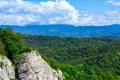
[69,0,116,14]
[0,0,120,26]
[24,0,117,14]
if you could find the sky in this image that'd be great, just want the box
[0,0,120,26]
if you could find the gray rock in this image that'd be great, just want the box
[0,55,15,80]
[17,51,64,80]
[0,68,9,80]
[52,69,64,80]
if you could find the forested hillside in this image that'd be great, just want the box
[1,24,120,38]
[25,35,120,80]
[0,28,120,80]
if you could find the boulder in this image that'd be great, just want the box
[17,51,64,80]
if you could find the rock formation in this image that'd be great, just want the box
[0,51,64,80]
[0,55,15,80]
[16,51,64,80]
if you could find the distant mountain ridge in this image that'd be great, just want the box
[0,24,120,38]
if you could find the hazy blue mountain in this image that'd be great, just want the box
[0,24,120,38]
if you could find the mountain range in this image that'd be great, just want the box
[0,24,120,38]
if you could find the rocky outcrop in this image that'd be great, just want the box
[53,69,64,80]
[16,51,64,80]
[0,55,15,80]
[0,51,64,80]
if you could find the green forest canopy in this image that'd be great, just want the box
[25,35,120,80]
[0,28,120,80]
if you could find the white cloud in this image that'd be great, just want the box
[107,0,120,7]
[77,0,120,26]
[84,10,120,26]
[0,0,120,26]
[91,0,120,26]
[0,0,80,25]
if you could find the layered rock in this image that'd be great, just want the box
[17,51,64,80]
[0,55,15,80]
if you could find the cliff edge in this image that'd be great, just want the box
[16,51,64,80]
[0,51,64,80]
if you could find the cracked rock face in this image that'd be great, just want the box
[17,51,64,80]
[0,56,15,80]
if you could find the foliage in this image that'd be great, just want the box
[0,28,120,79]
[25,35,120,80]
[0,28,31,62]
[10,78,18,80]
[0,41,5,56]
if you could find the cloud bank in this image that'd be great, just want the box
[0,0,80,25]
[0,0,120,26]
